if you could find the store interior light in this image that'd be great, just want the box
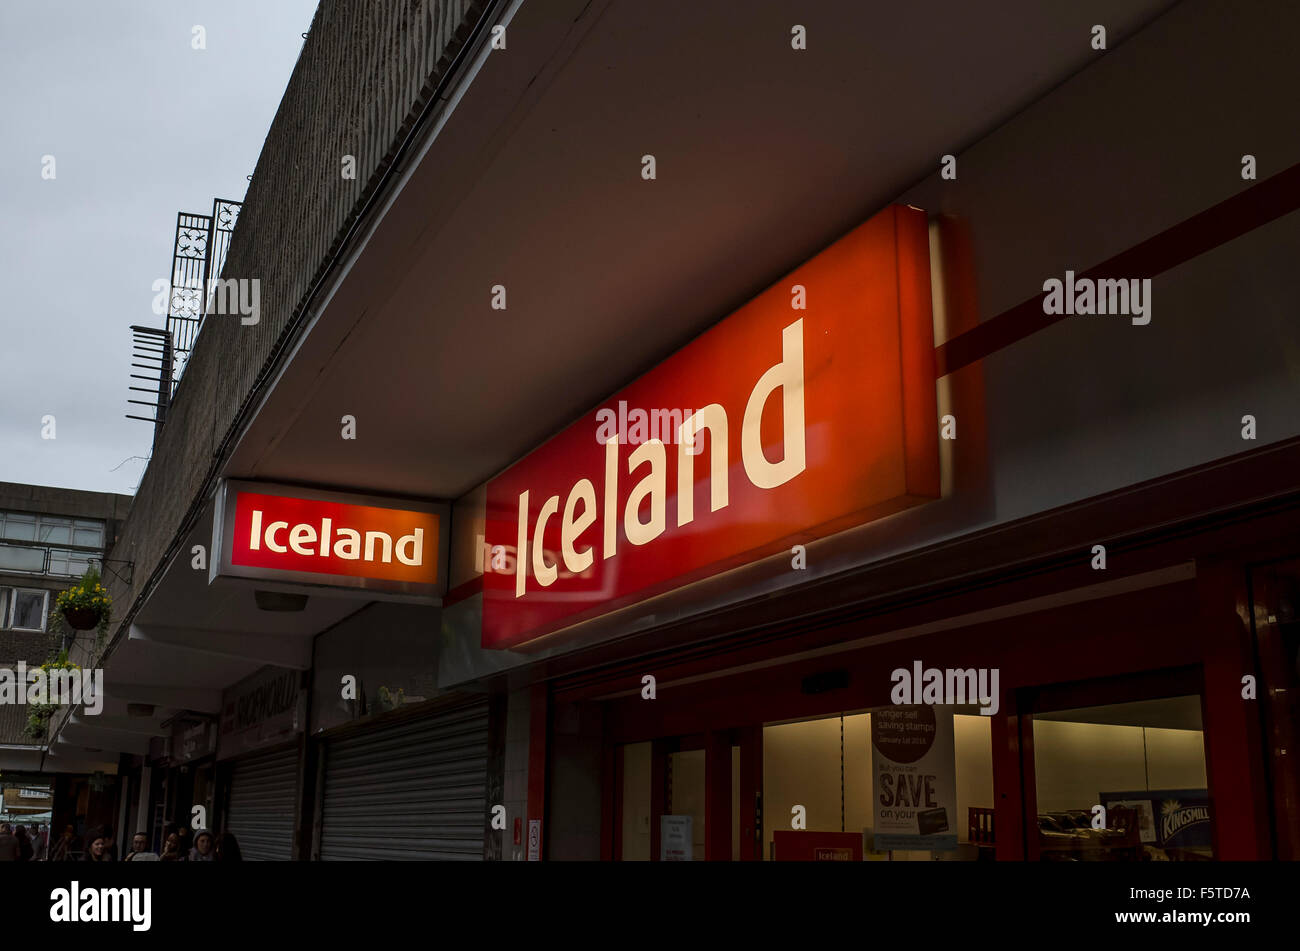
[254,589,309,612]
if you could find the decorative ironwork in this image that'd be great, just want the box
[163,199,243,390]
[201,198,242,327]
[130,198,242,444]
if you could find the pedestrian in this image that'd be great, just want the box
[82,832,113,862]
[0,823,19,862]
[214,832,242,862]
[49,824,81,862]
[14,825,33,862]
[32,823,48,861]
[123,831,158,862]
[189,829,215,861]
[159,833,186,861]
[100,826,119,861]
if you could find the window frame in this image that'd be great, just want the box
[4,587,50,632]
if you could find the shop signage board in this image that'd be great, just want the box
[211,479,447,599]
[217,666,305,761]
[871,705,958,851]
[660,815,694,861]
[171,716,217,764]
[482,204,939,649]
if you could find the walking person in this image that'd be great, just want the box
[159,833,186,861]
[31,824,48,861]
[49,824,81,862]
[99,827,119,861]
[123,831,158,862]
[189,829,215,861]
[82,832,113,862]
[214,832,242,862]
[13,826,32,862]
[0,824,19,862]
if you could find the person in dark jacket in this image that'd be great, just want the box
[49,824,81,862]
[0,824,19,862]
[214,832,242,861]
[13,826,33,862]
[99,827,119,861]
[159,833,186,861]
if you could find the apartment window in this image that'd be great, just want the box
[2,587,49,631]
[73,519,105,548]
[0,512,105,550]
[1,513,37,542]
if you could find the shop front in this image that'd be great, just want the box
[306,601,491,861]
[436,164,1300,861]
[417,0,1300,864]
[214,665,307,861]
[165,712,219,844]
[503,445,1300,863]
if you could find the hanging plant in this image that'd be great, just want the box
[55,566,112,635]
[23,649,81,740]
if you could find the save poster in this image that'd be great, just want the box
[872,705,958,851]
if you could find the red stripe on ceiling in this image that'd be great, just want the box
[934,161,1300,378]
[444,574,483,607]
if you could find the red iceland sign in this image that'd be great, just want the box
[481,205,940,649]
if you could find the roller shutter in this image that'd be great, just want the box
[318,700,489,860]
[224,745,300,861]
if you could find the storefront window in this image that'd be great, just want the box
[668,749,706,861]
[620,742,652,861]
[1031,695,1211,861]
[763,710,993,861]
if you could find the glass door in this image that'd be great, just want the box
[616,733,744,860]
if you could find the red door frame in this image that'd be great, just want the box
[1249,558,1300,860]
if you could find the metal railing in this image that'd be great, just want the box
[128,198,241,444]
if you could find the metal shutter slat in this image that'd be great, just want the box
[224,746,299,861]
[319,701,488,861]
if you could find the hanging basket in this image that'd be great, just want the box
[62,606,102,631]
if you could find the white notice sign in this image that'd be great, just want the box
[872,705,958,851]
[660,815,693,861]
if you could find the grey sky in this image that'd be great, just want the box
[0,0,318,496]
